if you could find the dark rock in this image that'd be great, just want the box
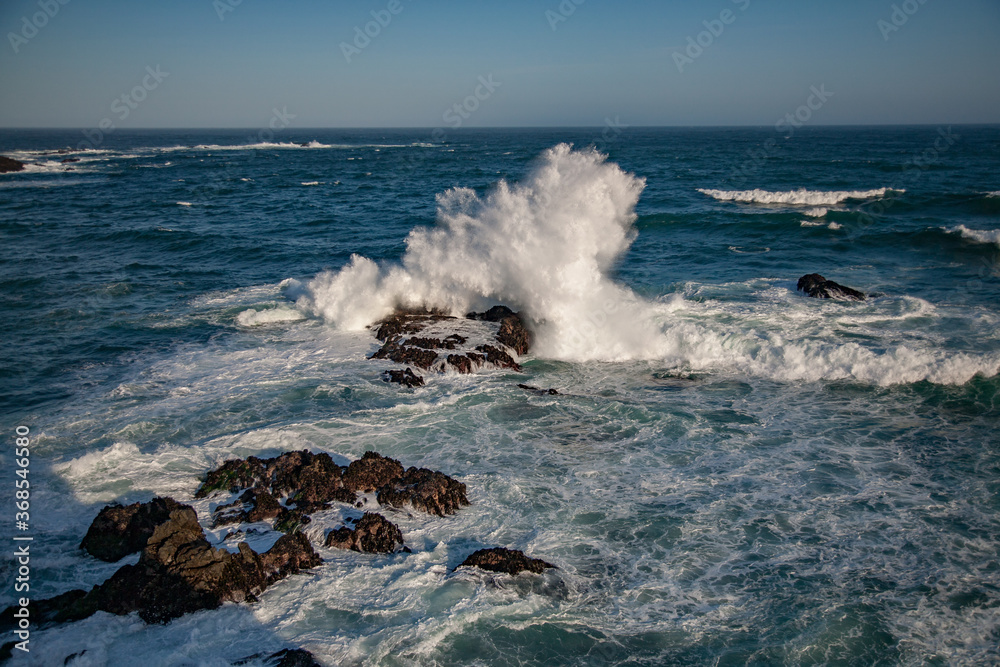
[797,273,866,301]
[196,451,354,510]
[496,315,532,355]
[376,466,469,517]
[324,512,404,553]
[518,384,559,395]
[3,508,321,628]
[0,156,25,173]
[476,344,521,371]
[383,368,425,387]
[80,497,191,562]
[342,451,405,493]
[214,489,285,526]
[467,305,517,322]
[235,648,323,667]
[60,157,80,163]
[369,340,439,370]
[447,354,475,374]
[273,508,312,534]
[406,336,466,350]
[373,310,455,342]
[457,547,555,575]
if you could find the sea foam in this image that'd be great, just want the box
[698,187,898,206]
[298,145,997,385]
[949,225,1000,247]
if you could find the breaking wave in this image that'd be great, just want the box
[699,187,900,206]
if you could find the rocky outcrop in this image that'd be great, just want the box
[80,496,191,562]
[5,506,321,628]
[797,274,866,301]
[0,156,25,173]
[371,305,532,383]
[377,466,470,517]
[383,368,425,387]
[342,451,406,493]
[324,512,405,553]
[457,547,555,575]
[518,384,559,395]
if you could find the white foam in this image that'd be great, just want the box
[698,187,899,206]
[191,141,333,151]
[301,181,320,186]
[804,207,829,218]
[985,191,1000,198]
[176,201,193,207]
[236,306,307,326]
[948,225,1000,247]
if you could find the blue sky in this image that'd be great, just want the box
[1,0,998,127]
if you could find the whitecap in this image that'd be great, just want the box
[698,187,900,206]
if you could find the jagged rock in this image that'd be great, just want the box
[383,368,425,387]
[2,507,321,628]
[467,305,517,322]
[457,547,555,575]
[518,384,559,395]
[476,344,520,371]
[342,451,405,493]
[469,306,532,355]
[324,512,404,553]
[80,497,191,562]
[447,354,475,374]
[0,156,25,173]
[235,648,323,667]
[369,340,439,370]
[797,273,866,301]
[373,310,455,342]
[376,466,470,517]
[196,451,355,511]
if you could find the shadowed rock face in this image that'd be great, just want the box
[6,506,321,628]
[324,512,404,553]
[377,466,470,517]
[370,340,439,370]
[0,156,25,173]
[458,547,555,575]
[80,497,191,562]
[797,273,866,301]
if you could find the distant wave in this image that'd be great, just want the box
[986,191,1000,198]
[190,141,332,151]
[947,225,1000,247]
[698,187,900,206]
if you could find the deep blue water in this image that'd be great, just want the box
[1,128,999,666]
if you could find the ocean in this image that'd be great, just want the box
[1,127,999,666]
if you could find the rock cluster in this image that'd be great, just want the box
[324,512,405,553]
[797,273,866,301]
[373,306,532,386]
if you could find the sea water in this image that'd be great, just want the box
[1,127,998,665]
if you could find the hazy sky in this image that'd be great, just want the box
[1,0,998,128]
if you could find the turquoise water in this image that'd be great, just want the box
[1,128,999,665]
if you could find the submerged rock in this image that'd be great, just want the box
[80,497,191,562]
[797,273,866,301]
[324,512,405,553]
[0,156,25,173]
[517,384,559,395]
[383,368,425,387]
[457,547,555,575]
[3,506,321,628]
[235,648,323,667]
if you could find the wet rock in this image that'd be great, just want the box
[60,157,80,164]
[324,512,404,553]
[446,354,475,374]
[0,156,25,173]
[797,273,866,301]
[467,305,517,322]
[476,344,520,371]
[4,507,321,628]
[235,648,323,667]
[383,368,425,387]
[196,451,355,510]
[342,451,405,493]
[214,489,285,525]
[80,497,192,562]
[457,547,555,575]
[376,466,470,517]
[373,310,455,342]
[469,306,532,355]
[517,384,559,395]
[369,340,439,370]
